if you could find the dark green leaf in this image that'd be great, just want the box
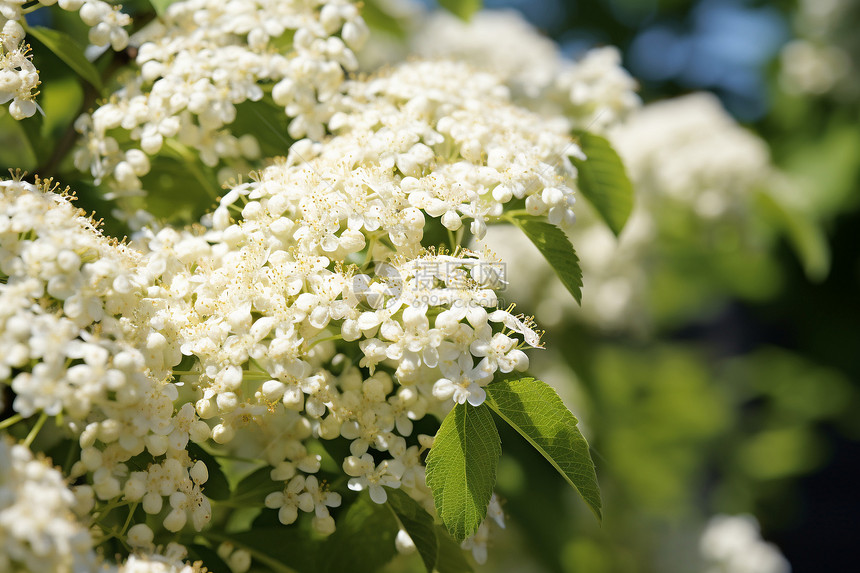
[186,544,231,573]
[425,403,501,542]
[25,26,103,92]
[17,106,48,163]
[435,525,473,573]
[438,0,482,21]
[211,527,318,573]
[322,492,399,573]
[229,466,282,507]
[385,487,438,572]
[756,190,830,281]
[571,130,634,236]
[511,216,583,305]
[485,377,602,521]
[187,443,230,501]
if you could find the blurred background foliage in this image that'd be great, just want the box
[1,0,858,572]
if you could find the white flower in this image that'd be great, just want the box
[433,353,493,407]
[412,10,640,130]
[0,438,99,572]
[345,454,405,504]
[700,514,791,573]
[74,0,367,216]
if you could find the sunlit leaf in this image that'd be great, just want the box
[485,377,602,521]
[25,26,102,92]
[438,0,482,21]
[150,0,181,16]
[511,216,583,304]
[425,402,501,542]
[571,130,634,236]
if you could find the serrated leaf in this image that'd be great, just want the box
[322,492,399,573]
[385,488,438,572]
[425,402,501,542]
[25,26,102,92]
[485,377,602,521]
[438,0,482,21]
[187,443,230,501]
[511,216,583,305]
[435,525,473,573]
[571,130,634,236]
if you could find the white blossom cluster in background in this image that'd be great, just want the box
[780,0,856,96]
[700,514,791,573]
[480,92,776,331]
[0,437,99,572]
[73,0,369,213]
[610,93,771,220]
[0,0,131,119]
[412,9,640,131]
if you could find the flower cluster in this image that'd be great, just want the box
[74,0,368,211]
[0,0,660,567]
[0,437,98,572]
[0,0,132,119]
[134,59,559,530]
[699,514,791,573]
[609,93,772,219]
[780,0,857,96]
[1,54,576,558]
[0,20,39,120]
[0,177,212,538]
[412,9,640,131]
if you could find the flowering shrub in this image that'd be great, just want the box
[0,1,637,571]
[3,0,835,570]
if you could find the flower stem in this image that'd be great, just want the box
[22,412,48,447]
[0,413,23,430]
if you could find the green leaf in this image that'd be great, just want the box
[322,492,399,573]
[570,130,634,236]
[229,466,282,507]
[485,377,602,521]
[17,111,48,165]
[434,525,473,573]
[425,402,501,542]
[210,528,318,573]
[511,216,583,305]
[150,0,181,16]
[25,26,102,92]
[186,544,231,573]
[756,190,830,281]
[187,443,230,501]
[385,488,438,572]
[438,0,482,21]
